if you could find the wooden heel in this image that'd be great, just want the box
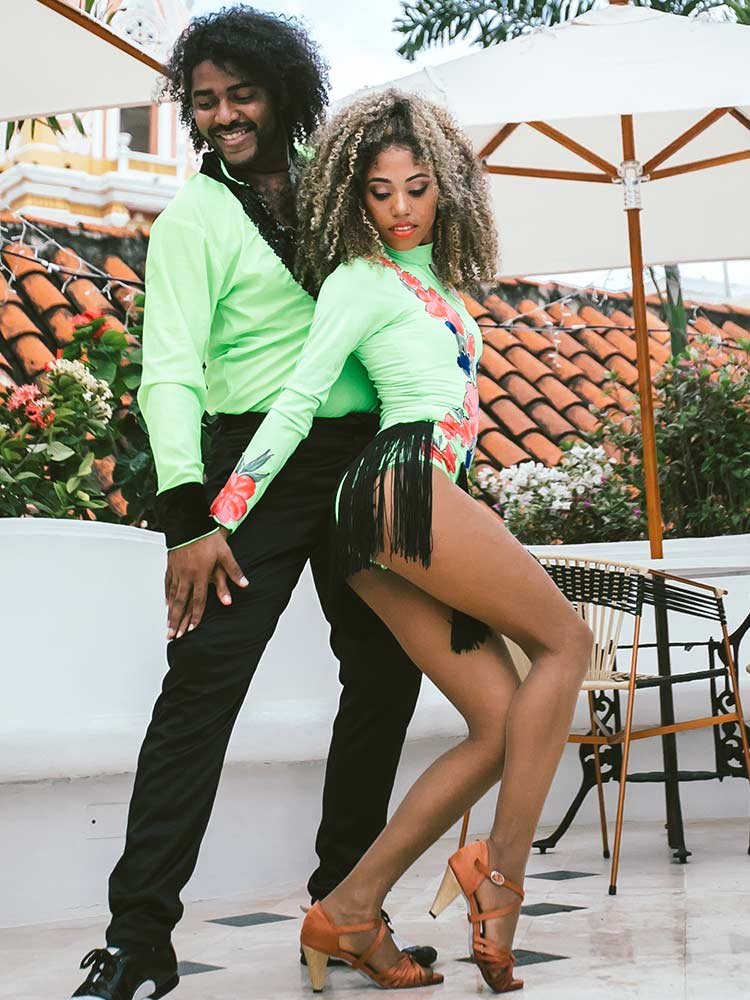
[429,863,461,918]
[301,946,328,993]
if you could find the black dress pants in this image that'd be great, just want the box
[107,413,422,948]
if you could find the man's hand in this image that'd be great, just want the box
[166,527,248,640]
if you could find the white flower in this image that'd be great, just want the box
[47,358,113,421]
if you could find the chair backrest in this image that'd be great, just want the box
[537,556,648,684]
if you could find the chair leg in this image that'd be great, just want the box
[609,617,641,895]
[588,692,610,860]
[458,810,470,849]
[719,625,750,854]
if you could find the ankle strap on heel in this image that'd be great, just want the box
[468,860,524,922]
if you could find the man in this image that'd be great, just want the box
[71,8,435,1000]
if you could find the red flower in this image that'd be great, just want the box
[72,309,104,327]
[26,403,54,429]
[431,441,457,475]
[210,473,256,523]
[466,333,476,360]
[91,323,112,342]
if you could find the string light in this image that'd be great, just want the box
[0,201,145,331]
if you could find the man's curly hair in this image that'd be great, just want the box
[162,5,330,153]
[295,89,498,295]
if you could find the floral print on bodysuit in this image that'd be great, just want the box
[379,257,480,476]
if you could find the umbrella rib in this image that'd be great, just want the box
[649,149,750,181]
[479,123,520,161]
[484,165,611,183]
[641,108,730,174]
[526,121,619,178]
[728,108,750,133]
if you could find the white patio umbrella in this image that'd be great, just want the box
[1,0,165,122]
[360,0,750,557]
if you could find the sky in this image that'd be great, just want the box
[190,1,750,298]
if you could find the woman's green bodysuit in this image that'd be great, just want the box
[211,242,482,532]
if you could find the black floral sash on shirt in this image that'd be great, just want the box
[199,150,297,275]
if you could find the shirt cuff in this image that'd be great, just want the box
[155,482,216,549]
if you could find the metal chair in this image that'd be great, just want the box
[459,556,750,895]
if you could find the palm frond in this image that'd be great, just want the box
[395,0,744,59]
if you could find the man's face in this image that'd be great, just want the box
[191,60,281,169]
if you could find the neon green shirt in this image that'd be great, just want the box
[137,171,378,494]
[210,243,483,531]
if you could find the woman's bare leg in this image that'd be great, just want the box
[323,572,520,968]
[324,470,591,962]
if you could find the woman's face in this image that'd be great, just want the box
[363,146,438,252]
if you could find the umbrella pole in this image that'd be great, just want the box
[620,115,664,560]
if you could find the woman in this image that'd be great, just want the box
[210,90,592,993]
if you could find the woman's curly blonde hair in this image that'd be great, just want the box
[295,89,498,295]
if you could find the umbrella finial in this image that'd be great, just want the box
[610,0,630,5]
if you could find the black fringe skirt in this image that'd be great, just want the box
[334,420,490,654]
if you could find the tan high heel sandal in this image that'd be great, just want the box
[300,901,443,993]
[430,840,524,993]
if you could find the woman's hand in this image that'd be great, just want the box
[166,527,248,640]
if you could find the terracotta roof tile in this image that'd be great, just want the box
[602,327,638,362]
[477,372,507,405]
[67,279,123,321]
[490,397,537,438]
[501,372,543,407]
[522,432,563,466]
[539,328,587,361]
[104,255,143,314]
[505,345,552,383]
[0,303,42,341]
[479,344,515,382]
[20,273,71,314]
[483,293,520,324]
[481,325,521,353]
[12,334,55,379]
[477,408,497,436]
[578,328,619,363]
[566,404,600,434]
[460,292,493,321]
[512,325,556,356]
[570,352,610,383]
[722,320,750,343]
[539,350,586,383]
[536,374,581,411]
[477,429,532,468]
[692,315,724,339]
[606,354,641,386]
[571,376,618,412]
[2,243,46,278]
[527,401,577,441]
[516,299,555,328]
[469,275,750,473]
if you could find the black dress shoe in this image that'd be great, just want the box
[299,908,438,970]
[71,946,179,1000]
[382,910,438,968]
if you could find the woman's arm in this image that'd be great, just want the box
[210,261,382,532]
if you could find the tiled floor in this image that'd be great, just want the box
[3,819,749,1000]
